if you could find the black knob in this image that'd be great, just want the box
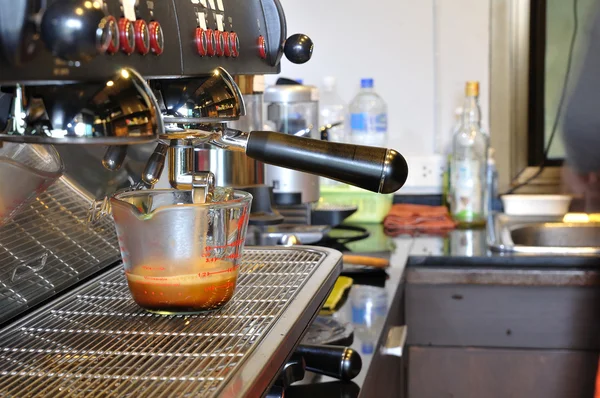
[295,344,362,381]
[283,34,313,64]
[41,1,112,61]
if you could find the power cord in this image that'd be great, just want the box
[505,0,579,194]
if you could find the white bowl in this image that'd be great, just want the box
[501,194,572,216]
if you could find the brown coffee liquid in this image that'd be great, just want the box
[125,259,239,313]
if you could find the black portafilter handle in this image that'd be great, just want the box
[245,131,409,194]
[295,344,362,381]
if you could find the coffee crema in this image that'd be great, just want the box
[125,259,239,313]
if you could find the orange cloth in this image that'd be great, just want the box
[595,357,600,398]
[384,204,457,236]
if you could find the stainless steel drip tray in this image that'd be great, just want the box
[0,247,342,397]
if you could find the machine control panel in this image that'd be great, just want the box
[0,0,290,83]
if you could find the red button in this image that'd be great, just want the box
[105,16,120,54]
[230,32,239,58]
[223,32,231,57]
[215,30,225,57]
[118,18,135,55]
[206,29,216,56]
[258,35,266,59]
[148,21,164,55]
[134,19,149,55]
[195,27,207,56]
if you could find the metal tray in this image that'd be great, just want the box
[0,177,120,326]
[0,247,342,397]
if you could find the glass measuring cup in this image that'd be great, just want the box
[111,188,252,314]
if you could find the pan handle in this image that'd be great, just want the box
[245,131,408,194]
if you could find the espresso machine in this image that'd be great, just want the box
[0,1,408,396]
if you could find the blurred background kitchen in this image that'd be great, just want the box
[261,0,600,397]
[272,0,587,196]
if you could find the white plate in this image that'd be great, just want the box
[501,194,572,216]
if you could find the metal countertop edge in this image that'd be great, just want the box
[218,246,343,398]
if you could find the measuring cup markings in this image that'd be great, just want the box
[141,265,166,272]
[135,277,182,287]
[204,281,235,292]
[198,265,238,278]
[203,238,245,252]
[236,208,249,234]
[142,281,181,287]
[143,276,169,281]
[202,238,245,263]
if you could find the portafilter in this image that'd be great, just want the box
[144,68,409,195]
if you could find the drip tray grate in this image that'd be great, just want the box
[0,247,341,397]
[0,177,120,325]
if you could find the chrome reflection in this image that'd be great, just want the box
[0,68,162,145]
[156,67,246,124]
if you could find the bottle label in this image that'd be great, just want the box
[450,159,484,221]
[350,113,387,134]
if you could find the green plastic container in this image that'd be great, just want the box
[318,184,393,224]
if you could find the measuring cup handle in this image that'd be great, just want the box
[245,131,408,194]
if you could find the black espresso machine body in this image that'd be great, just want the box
[0,0,305,201]
[0,0,287,82]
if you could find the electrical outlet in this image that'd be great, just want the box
[399,155,446,194]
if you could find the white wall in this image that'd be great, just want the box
[268,0,491,191]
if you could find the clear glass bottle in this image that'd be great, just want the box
[485,147,498,216]
[450,81,489,227]
[349,78,388,147]
[319,77,347,187]
[320,76,346,143]
[443,107,464,209]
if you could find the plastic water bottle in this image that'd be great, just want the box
[350,286,388,355]
[485,147,498,216]
[319,76,346,143]
[349,78,388,147]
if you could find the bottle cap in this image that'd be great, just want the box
[361,78,374,89]
[465,81,479,96]
[323,76,336,91]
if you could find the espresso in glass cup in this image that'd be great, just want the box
[111,188,252,314]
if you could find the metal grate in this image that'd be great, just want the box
[0,177,120,325]
[0,247,341,397]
